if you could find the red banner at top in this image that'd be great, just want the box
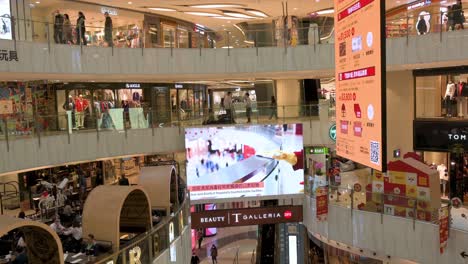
[338,0,375,21]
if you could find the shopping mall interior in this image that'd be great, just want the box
[0,0,467,263]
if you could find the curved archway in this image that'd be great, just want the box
[82,186,152,252]
[139,165,178,215]
[0,216,64,264]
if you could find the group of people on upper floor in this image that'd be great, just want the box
[446,0,465,31]
[53,10,113,47]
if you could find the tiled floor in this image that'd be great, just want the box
[195,225,257,264]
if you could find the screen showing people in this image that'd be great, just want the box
[185,124,304,200]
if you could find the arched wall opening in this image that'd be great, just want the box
[0,216,64,264]
[82,186,152,252]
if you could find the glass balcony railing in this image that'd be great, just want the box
[2,7,467,52]
[0,102,334,148]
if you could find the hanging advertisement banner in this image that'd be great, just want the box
[316,186,328,221]
[439,206,449,254]
[0,99,12,114]
[334,0,387,172]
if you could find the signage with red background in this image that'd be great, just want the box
[316,187,328,221]
[334,0,386,171]
[439,206,449,254]
[190,205,303,228]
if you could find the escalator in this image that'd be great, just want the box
[256,224,276,264]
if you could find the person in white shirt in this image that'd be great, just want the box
[49,217,65,234]
[244,93,252,123]
[63,222,83,252]
[224,92,234,123]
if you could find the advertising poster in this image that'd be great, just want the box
[185,124,304,201]
[334,0,386,171]
[316,186,328,221]
[0,99,12,114]
[439,206,449,254]
[0,0,11,40]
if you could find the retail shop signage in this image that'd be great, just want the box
[190,205,303,228]
[174,84,183,89]
[334,0,386,171]
[413,120,468,151]
[329,124,336,142]
[101,7,118,16]
[125,83,141,88]
[407,0,431,10]
[0,50,18,62]
[307,147,329,154]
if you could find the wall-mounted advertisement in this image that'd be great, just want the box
[185,124,304,201]
[334,0,387,171]
[0,0,12,40]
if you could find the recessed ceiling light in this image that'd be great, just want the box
[190,4,244,9]
[223,12,256,19]
[184,11,221,17]
[148,7,177,12]
[245,9,268,18]
[127,1,132,4]
[35,1,40,3]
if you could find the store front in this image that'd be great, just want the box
[385,0,467,37]
[413,119,468,204]
[170,84,207,121]
[0,81,55,135]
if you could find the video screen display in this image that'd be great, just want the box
[185,124,304,200]
[0,0,12,40]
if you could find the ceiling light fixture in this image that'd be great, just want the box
[213,16,245,20]
[184,11,222,17]
[190,4,244,9]
[127,1,132,4]
[35,1,40,3]
[223,12,256,19]
[316,9,334,15]
[148,7,177,12]
[245,9,268,17]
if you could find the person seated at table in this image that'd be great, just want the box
[84,234,97,256]
[61,201,74,223]
[17,211,26,219]
[11,247,28,264]
[63,222,82,252]
[50,217,65,235]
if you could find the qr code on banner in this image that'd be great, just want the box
[370,141,380,165]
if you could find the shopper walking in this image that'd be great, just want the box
[416,15,427,35]
[210,244,218,264]
[104,12,113,47]
[224,92,234,123]
[53,10,64,44]
[76,11,87,45]
[191,251,200,264]
[63,14,73,44]
[119,174,130,186]
[453,1,465,30]
[447,6,455,31]
[197,229,203,249]
[269,96,278,120]
[244,92,252,123]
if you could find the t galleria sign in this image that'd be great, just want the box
[191,205,303,228]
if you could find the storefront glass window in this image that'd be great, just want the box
[177,27,189,48]
[163,24,176,48]
[416,74,468,118]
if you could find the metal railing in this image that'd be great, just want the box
[2,6,467,54]
[0,102,333,150]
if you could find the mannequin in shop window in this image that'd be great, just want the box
[75,95,89,129]
[104,12,113,47]
[437,164,449,198]
[417,15,428,35]
[456,79,468,117]
[63,95,76,129]
[100,98,115,129]
[445,80,456,117]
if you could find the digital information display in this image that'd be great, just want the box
[334,0,386,171]
[185,124,304,201]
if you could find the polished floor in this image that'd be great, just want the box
[196,225,257,264]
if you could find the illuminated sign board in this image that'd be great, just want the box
[190,205,303,228]
[334,0,386,171]
[101,7,118,16]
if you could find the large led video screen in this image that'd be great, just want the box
[185,124,304,200]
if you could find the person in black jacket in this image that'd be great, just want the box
[53,10,64,44]
[104,12,113,47]
[118,174,130,186]
[417,15,427,35]
[76,11,87,45]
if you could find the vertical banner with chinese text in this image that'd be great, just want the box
[316,186,328,221]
